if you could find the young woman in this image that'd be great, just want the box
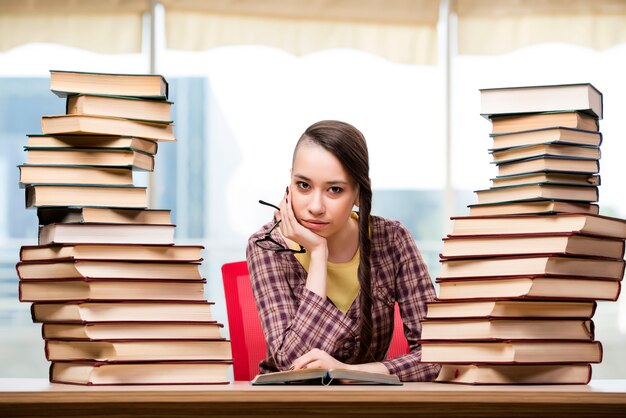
[246,120,440,381]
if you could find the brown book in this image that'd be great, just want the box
[441,233,625,260]
[67,94,172,123]
[41,115,175,142]
[419,340,602,364]
[497,157,599,177]
[425,300,597,319]
[436,276,621,301]
[421,318,594,341]
[468,200,599,217]
[50,361,231,385]
[50,70,168,99]
[20,244,203,262]
[491,143,600,164]
[491,127,601,148]
[474,183,598,205]
[45,339,232,361]
[434,364,592,385]
[27,134,158,155]
[490,172,600,188]
[16,260,202,281]
[19,279,206,302]
[31,301,214,323]
[450,213,626,239]
[42,321,224,340]
[38,223,175,245]
[25,147,154,171]
[251,368,401,386]
[19,165,134,186]
[490,113,599,134]
[26,185,147,209]
[37,207,171,225]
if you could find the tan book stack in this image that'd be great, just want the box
[423,84,625,385]
[16,70,232,385]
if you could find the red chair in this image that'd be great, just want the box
[221,261,409,381]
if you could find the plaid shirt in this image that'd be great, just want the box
[246,215,440,382]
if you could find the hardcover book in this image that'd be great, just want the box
[251,368,402,386]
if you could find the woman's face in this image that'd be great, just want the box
[290,142,359,240]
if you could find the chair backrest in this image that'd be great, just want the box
[221,260,410,381]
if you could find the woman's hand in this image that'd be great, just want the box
[291,348,352,371]
[275,187,327,255]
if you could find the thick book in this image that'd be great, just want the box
[66,94,172,123]
[474,183,598,205]
[425,300,597,319]
[490,143,600,164]
[37,207,171,225]
[20,244,203,262]
[16,260,202,281]
[31,301,214,323]
[441,233,625,260]
[42,321,224,340]
[25,147,154,171]
[436,276,621,301]
[490,172,600,188]
[26,185,147,209]
[450,213,626,239]
[434,364,592,385]
[490,113,599,135]
[19,278,207,302]
[50,70,168,99]
[45,339,232,361]
[38,223,175,245]
[19,165,133,186]
[41,114,175,142]
[468,200,599,217]
[490,127,601,148]
[251,368,402,386]
[420,318,594,341]
[480,84,603,119]
[497,156,599,176]
[50,361,231,385]
[419,340,603,364]
[27,134,158,154]
[439,255,625,280]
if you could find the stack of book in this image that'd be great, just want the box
[421,84,626,385]
[16,70,232,385]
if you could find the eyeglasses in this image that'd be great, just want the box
[254,200,306,254]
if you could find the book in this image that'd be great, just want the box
[490,172,600,188]
[49,361,231,385]
[42,321,224,340]
[497,157,599,176]
[450,213,626,239]
[480,84,603,119]
[26,185,147,209]
[25,147,154,171]
[439,256,625,280]
[436,276,621,301]
[420,318,594,341]
[27,134,157,155]
[434,364,592,385]
[419,340,603,364]
[31,301,214,323]
[491,143,600,164]
[16,260,202,281]
[38,223,175,245]
[489,127,602,150]
[468,200,599,217]
[41,115,175,142]
[474,183,598,205]
[37,207,171,225]
[45,339,232,361]
[425,300,597,319]
[251,368,402,386]
[19,165,133,186]
[19,279,207,302]
[490,114,599,135]
[50,70,168,99]
[66,94,172,123]
[20,244,203,262]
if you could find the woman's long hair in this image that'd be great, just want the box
[295,120,374,363]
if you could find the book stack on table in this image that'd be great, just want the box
[422,84,625,385]
[16,70,232,385]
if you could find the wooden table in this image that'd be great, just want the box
[1,378,625,417]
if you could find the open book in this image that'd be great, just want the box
[250,368,402,386]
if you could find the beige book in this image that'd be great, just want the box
[38,223,175,246]
[43,322,223,340]
[490,113,599,135]
[490,172,600,188]
[27,135,157,154]
[67,94,172,123]
[20,244,203,262]
[26,148,154,171]
[468,200,599,216]
[425,300,596,319]
[26,185,147,209]
[19,165,133,186]
[474,183,597,205]
[50,70,168,99]
[37,207,171,225]
[435,364,592,385]
[498,157,599,177]
[491,127,601,148]
[491,143,599,164]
